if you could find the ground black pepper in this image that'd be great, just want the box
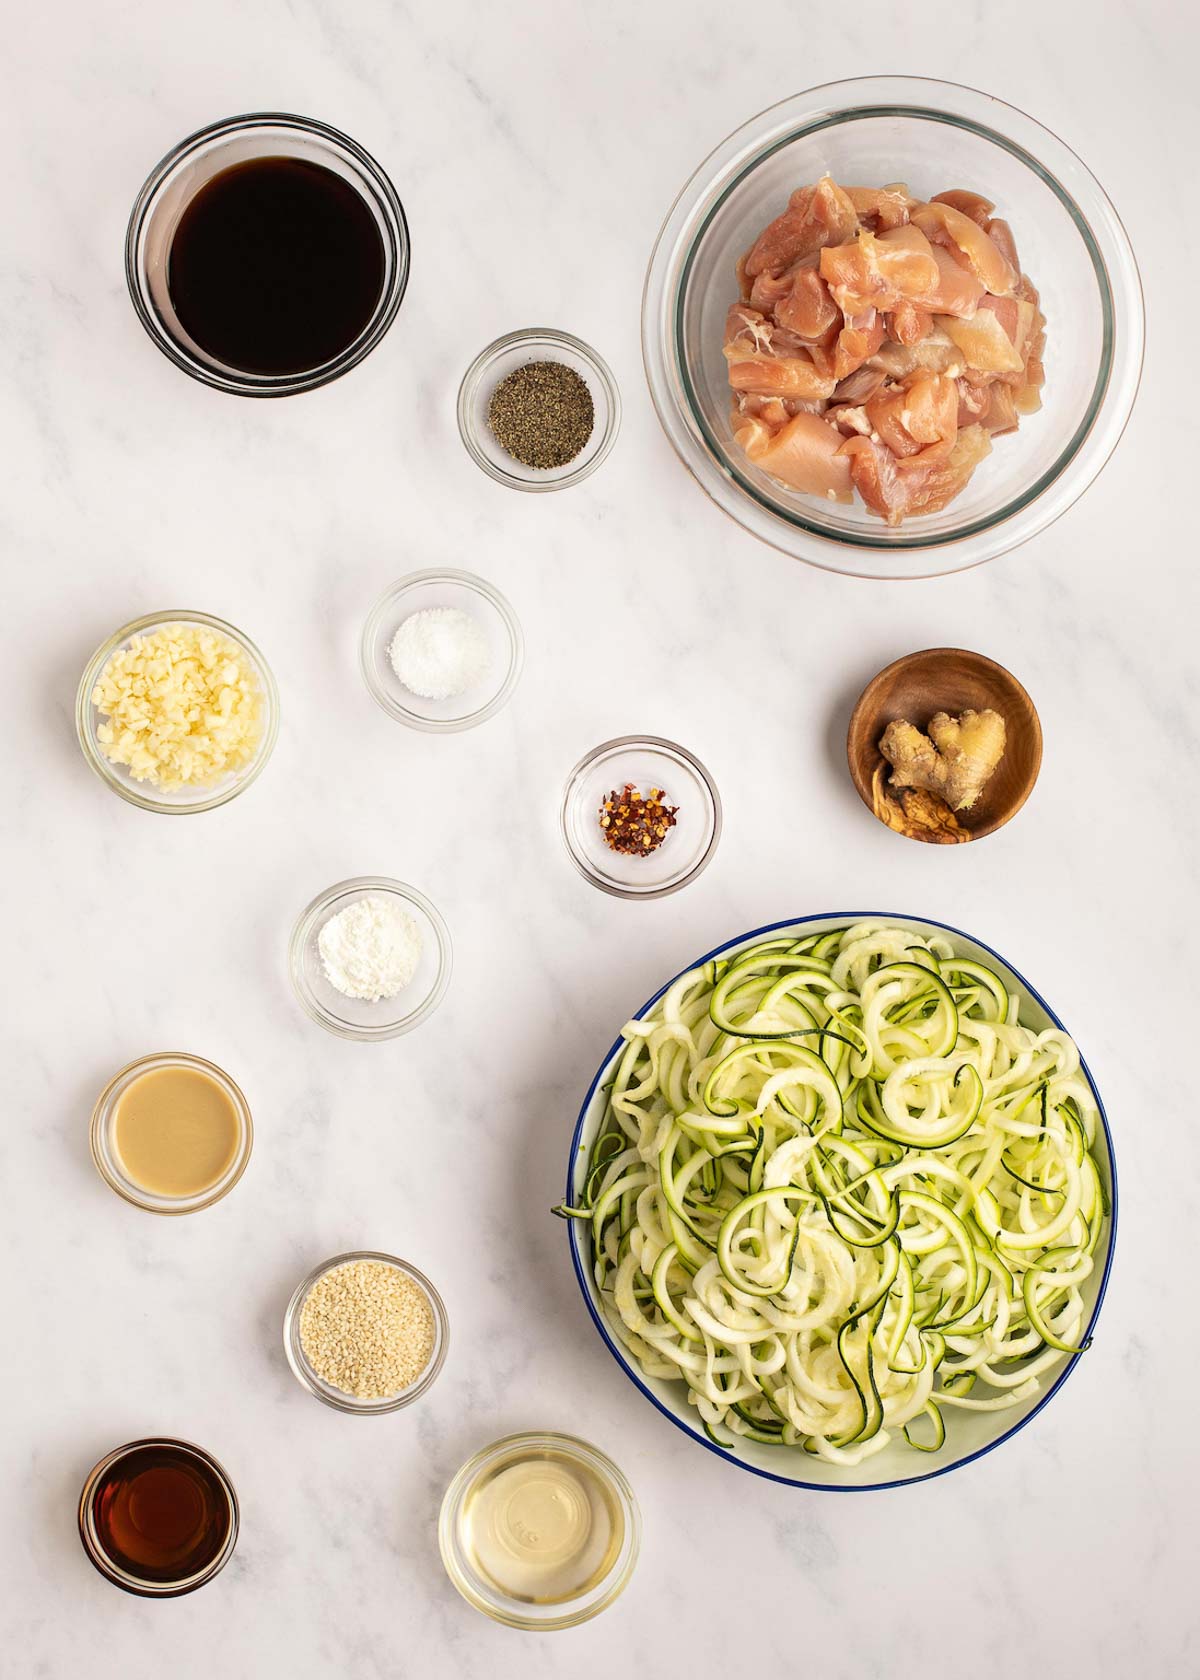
[488,360,594,469]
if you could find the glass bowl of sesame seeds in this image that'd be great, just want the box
[283,1251,449,1415]
[560,735,722,899]
[457,328,621,491]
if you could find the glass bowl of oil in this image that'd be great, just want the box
[438,1431,640,1629]
[78,1438,239,1597]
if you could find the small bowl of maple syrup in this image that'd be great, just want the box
[126,112,409,397]
[78,1438,238,1597]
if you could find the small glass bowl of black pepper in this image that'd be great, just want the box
[457,328,620,491]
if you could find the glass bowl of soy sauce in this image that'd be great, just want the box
[126,113,409,397]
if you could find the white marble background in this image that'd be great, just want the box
[3,0,1197,1674]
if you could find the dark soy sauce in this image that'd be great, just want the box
[167,156,386,376]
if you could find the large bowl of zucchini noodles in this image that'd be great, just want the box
[560,915,1115,1490]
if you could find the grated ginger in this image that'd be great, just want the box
[92,622,263,789]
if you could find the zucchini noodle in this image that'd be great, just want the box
[557,922,1108,1465]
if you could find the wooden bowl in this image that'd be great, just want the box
[847,648,1042,844]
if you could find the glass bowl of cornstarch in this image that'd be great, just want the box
[289,876,452,1040]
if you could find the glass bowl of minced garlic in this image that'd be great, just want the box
[76,610,279,813]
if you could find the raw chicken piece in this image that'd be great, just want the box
[733,408,853,500]
[871,325,963,378]
[839,425,992,523]
[955,377,992,425]
[727,352,836,401]
[741,176,858,279]
[832,364,888,404]
[938,305,1026,374]
[811,309,887,381]
[889,301,934,345]
[844,184,915,229]
[774,262,841,340]
[865,372,959,462]
[912,202,1017,296]
[827,403,873,436]
[924,246,987,317]
[724,304,822,362]
[819,226,939,315]
[747,265,802,314]
[986,218,1021,273]
[734,392,827,424]
[931,189,995,228]
[979,383,1021,434]
[873,228,984,317]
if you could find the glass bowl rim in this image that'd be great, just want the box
[564,910,1118,1491]
[642,75,1145,576]
[456,326,622,492]
[559,733,723,899]
[75,608,280,814]
[288,875,453,1040]
[90,1049,254,1215]
[78,1435,240,1596]
[437,1428,641,1629]
[359,568,524,732]
[283,1249,450,1413]
[125,110,411,398]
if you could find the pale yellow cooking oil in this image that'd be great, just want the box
[458,1443,624,1605]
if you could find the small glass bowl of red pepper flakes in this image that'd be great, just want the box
[560,736,721,899]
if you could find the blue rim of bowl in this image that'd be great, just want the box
[564,911,1117,1492]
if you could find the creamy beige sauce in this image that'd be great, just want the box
[113,1066,240,1198]
[461,1451,622,1605]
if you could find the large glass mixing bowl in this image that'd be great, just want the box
[642,78,1143,578]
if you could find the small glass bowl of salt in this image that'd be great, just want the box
[361,569,523,731]
[289,877,452,1040]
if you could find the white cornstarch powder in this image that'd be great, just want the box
[388,606,491,700]
[318,896,423,1001]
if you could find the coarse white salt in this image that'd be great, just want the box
[388,606,491,701]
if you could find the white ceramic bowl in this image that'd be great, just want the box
[564,912,1116,1490]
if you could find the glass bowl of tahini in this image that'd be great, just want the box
[457,328,621,491]
[439,1431,640,1629]
[360,569,523,732]
[283,1251,449,1414]
[90,1052,253,1215]
[289,876,452,1040]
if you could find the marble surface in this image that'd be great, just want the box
[3,0,1196,1673]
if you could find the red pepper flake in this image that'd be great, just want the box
[598,783,679,857]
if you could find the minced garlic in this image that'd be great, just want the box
[92,622,263,789]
